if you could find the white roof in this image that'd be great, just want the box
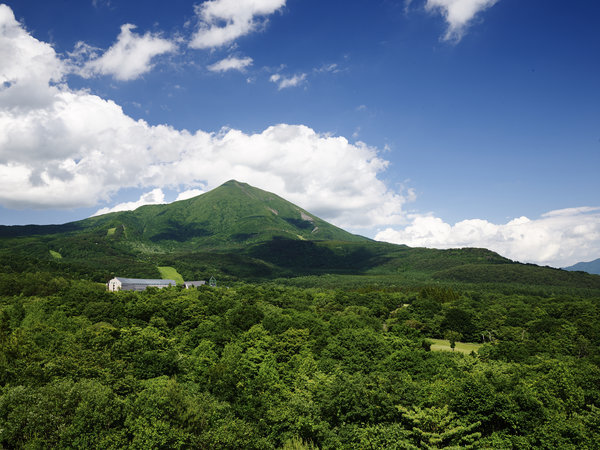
[114,277,176,285]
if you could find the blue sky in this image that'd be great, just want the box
[0,0,599,267]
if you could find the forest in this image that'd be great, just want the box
[1,274,599,449]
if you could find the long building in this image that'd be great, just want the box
[184,281,206,288]
[107,277,176,292]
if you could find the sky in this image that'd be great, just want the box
[0,0,599,268]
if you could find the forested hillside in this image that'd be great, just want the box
[1,276,599,448]
[2,181,599,294]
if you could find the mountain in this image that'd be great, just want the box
[1,180,600,291]
[563,258,600,275]
[0,180,371,280]
[1,180,363,246]
[82,180,367,247]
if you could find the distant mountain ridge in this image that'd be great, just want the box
[564,258,600,275]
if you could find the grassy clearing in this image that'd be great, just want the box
[157,266,184,285]
[49,250,62,259]
[107,227,116,236]
[428,338,482,354]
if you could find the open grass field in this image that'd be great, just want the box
[428,338,482,354]
[157,266,184,285]
[49,250,62,259]
[107,227,116,236]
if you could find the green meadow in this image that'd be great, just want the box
[428,338,482,354]
[157,266,184,284]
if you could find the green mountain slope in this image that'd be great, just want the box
[77,180,368,248]
[0,180,371,280]
[1,180,599,291]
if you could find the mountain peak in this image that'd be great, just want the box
[83,180,367,247]
[222,179,245,187]
[563,258,600,275]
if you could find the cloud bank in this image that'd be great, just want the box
[425,0,500,42]
[93,188,165,216]
[376,207,600,268]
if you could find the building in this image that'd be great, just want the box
[184,281,206,289]
[107,277,176,292]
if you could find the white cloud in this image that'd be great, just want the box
[425,0,500,42]
[375,207,600,267]
[93,188,165,216]
[314,63,339,74]
[78,24,176,81]
[0,6,63,85]
[0,5,65,111]
[175,189,205,201]
[541,206,600,218]
[0,4,407,230]
[190,0,286,49]
[207,56,253,72]
[269,72,307,90]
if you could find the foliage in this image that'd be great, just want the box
[1,276,599,448]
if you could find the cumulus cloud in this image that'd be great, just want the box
[0,5,65,111]
[77,23,176,81]
[93,188,165,216]
[175,189,205,201]
[207,56,253,72]
[425,0,500,42]
[375,207,600,267]
[190,0,286,49]
[0,4,406,230]
[269,73,307,90]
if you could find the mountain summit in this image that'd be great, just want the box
[83,180,367,248]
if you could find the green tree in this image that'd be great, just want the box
[398,404,481,449]
[444,330,462,351]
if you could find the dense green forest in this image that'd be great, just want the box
[1,274,599,449]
